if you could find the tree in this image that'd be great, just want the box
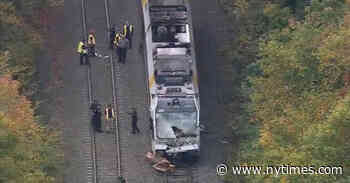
[224,0,350,182]
[0,75,61,182]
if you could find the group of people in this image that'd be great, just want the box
[89,100,141,135]
[77,30,104,65]
[109,21,134,63]
[90,100,115,133]
[77,21,134,65]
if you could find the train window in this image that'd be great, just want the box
[176,25,186,33]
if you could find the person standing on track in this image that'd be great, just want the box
[109,24,116,49]
[90,100,102,133]
[117,36,129,64]
[90,100,101,112]
[87,31,96,57]
[123,21,134,49]
[104,104,115,133]
[128,108,140,134]
[114,31,122,60]
[94,108,102,133]
[77,40,88,65]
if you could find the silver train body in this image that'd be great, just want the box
[141,0,200,156]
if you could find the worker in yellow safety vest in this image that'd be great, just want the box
[87,32,96,57]
[123,21,134,49]
[114,32,123,59]
[113,32,122,46]
[77,41,88,65]
[104,104,115,133]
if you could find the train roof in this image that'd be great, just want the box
[154,48,192,80]
[156,60,189,73]
[149,0,188,24]
[143,0,199,95]
[149,0,186,7]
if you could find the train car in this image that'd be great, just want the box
[142,0,200,157]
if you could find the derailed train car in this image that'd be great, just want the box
[141,0,200,158]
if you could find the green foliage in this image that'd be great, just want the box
[0,76,61,183]
[0,1,43,96]
[221,0,350,182]
[245,5,348,183]
[4,0,47,17]
[0,1,62,182]
[0,118,57,183]
[263,3,292,31]
[305,0,347,28]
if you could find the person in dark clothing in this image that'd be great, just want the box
[128,108,140,134]
[92,109,102,133]
[117,37,129,64]
[90,100,102,132]
[81,45,89,65]
[90,100,101,112]
[87,32,96,57]
[109,25,116,49]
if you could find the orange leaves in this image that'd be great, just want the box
[0,75,59,183]
[0,2,22,26]
[317,25,350,76]
[0,75,42,141]
[259,129,274,148]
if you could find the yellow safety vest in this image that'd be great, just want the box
[114,33,122,46]
[105,107,114,120]
[77,41,87,54]
[123,24,133,37]
[88,34,96,45]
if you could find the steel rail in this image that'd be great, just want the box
[165,164,196,183]
[109,54,121,177]
[81,0,97,182]
[105,0,122,178]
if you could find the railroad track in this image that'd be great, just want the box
[80,0,121,182]
[81,0,199,181]
[80,0,97,182]
[164,160,199,183]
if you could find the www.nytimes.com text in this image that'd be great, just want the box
[216,164,343,177]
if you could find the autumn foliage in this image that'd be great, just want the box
[0,75,60,183]
[221,0,350,182]
[0,1,61,182]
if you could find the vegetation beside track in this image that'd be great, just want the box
[219,0,350,182]
[0,0,62,182]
